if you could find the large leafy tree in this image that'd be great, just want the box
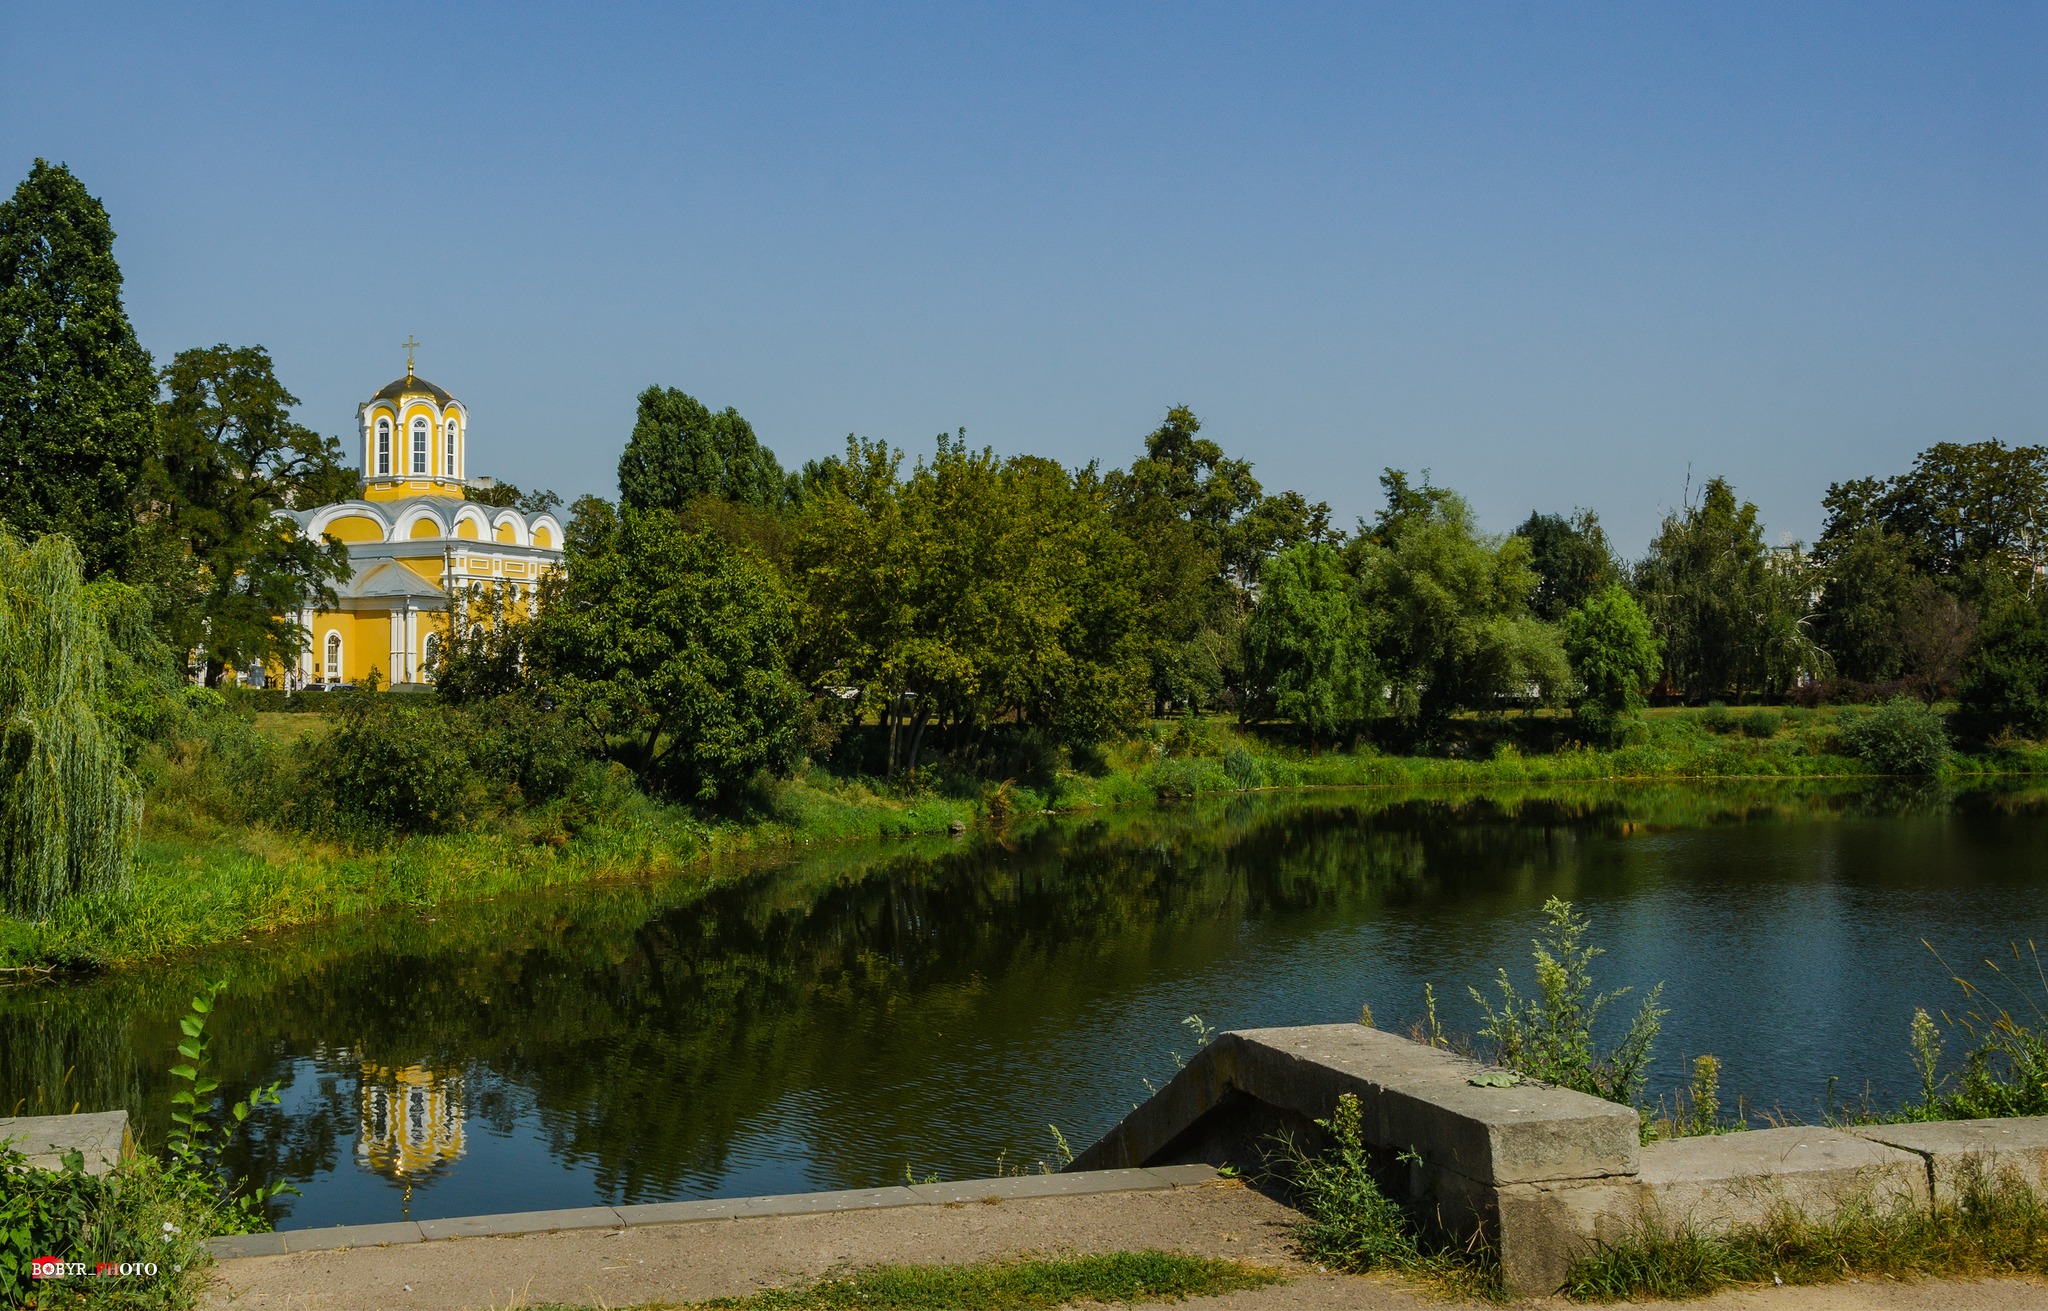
[1239,541,1378,743]
[1512,510,1617,623]
[0,528,143,917]
[1956,599,2048,743]
[1106,406,1334,711]
[1347,471,1568,730]
[145,345,354,683]
[1561,583,1661,736]
[530,509,804,805]
[617,386,785,512]
[1810,477,1920,683]
[1880,441,2048,598]
[1634,477,1823,701]
[0,161,156,577]
[793,433,1151,773]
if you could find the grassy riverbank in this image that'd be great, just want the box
[3,705,2042,972]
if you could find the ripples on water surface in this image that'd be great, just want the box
[5,782,2048,1228]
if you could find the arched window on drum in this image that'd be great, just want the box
[412,418,429,474]
[375,420,391,476]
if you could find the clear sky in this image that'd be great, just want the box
[4,3,2042,552]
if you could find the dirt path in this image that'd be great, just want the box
[202,1181,2048,1311]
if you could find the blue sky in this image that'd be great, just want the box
[4,2,2042,551]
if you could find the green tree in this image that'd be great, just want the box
[0,529,142,917]
[1956,600,2048,742]
[793,434,1150,772]
[1239,542,1378,742]
[1513,510,1617,623]
[144,345,354,683]
[1561,583,1661,736]
[1634,477,1823,701]
[463,480,563,514]
[1348,471,1567,730]
[617,386,785,512]
[531,510,804,804]
[1879,440,2048,598]
[0,161,156,577]
[1106,406,1334,712]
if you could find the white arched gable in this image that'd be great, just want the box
[305,501,394,542]
[393,505,453,539]
[528,512,564,547]
[451,505,493,538]
[490,510,532,546]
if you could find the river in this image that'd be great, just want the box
[4,781,2046,1228]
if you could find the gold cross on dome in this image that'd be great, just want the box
[401,335,420,376]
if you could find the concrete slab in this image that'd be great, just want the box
[741,1186,922,1216]
[613,1196,755,1226]
[1071,1025,1640,1188]
[909,1168,1167,1204]
[280,1221,426,1253]
[417,1206,623,1240]
[205,1232,289,1260]
[0,1110,133,1175]
[1638,1127,1931,1229]
[1852,1116,2048,1202]
[1142,1163,1222,1187]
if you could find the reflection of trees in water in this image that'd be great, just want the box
[4,781,2036,1215]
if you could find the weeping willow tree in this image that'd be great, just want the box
[0,528,142,918]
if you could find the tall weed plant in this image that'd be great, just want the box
[1472,898,1665,1106]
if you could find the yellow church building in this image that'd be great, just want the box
[283,354,565,689]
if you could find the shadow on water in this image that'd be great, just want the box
[5,779,2048,1226]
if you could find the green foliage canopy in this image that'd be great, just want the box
[144,344,355,683]
[533,509,804,804]
[1514,509,1617,623]
[1238,542,1378,741]
[0,161,156,578]
[1956,600,2048,742]
[617,386,786,512]
[1348,471,1567,728]
[1635,477,1823,701]
[1561,583,1661,730]
[794,434,1151,772]
[0,530,142,917]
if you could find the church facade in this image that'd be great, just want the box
[282,358,565,689]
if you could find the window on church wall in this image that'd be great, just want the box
[325,632,342,684]
[421,633,440,683]
[445,420,457,476]
[376,420,391,476]
[412,419,429,474]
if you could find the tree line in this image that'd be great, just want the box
[8,158,2048,837]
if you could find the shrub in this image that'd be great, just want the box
[298,695,481,835]
[1223,746,1263,790]
[1698,702,1733,733]
[1957,603,2048,742]
[1471,897,1666,1106]
[1739,710,1781,738]
[1839,696,1950,775]
[465,697,594,803]
[1286,1093,1417,1272]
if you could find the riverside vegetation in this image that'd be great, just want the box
[12,160,2048,968]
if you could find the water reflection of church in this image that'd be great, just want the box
[357,1064,465,1190]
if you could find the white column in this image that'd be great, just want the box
[410,604,422,682]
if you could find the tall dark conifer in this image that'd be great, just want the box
[0,160,155,576]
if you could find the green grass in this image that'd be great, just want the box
[1563,1165,2048,1301]
[526,1252,1283,1311]
[8,704,2046,973]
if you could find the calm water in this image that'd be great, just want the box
[6,782,2048,1229]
